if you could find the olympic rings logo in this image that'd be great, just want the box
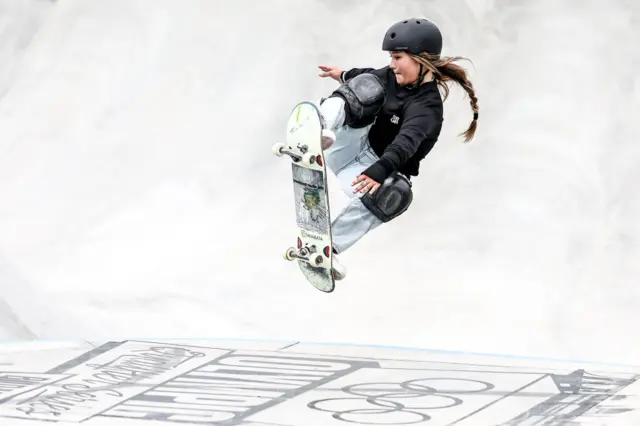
[308,378,494,424]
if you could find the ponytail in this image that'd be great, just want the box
[411,53,479,142]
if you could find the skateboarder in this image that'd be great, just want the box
[316,18,479,280]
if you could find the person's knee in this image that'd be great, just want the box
[328,74,385,129]
[361,172,413,222]
[318,96,346,130]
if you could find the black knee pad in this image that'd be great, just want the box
[361,172,413,222]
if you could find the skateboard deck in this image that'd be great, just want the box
[272,101,335,292]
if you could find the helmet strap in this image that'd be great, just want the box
[407,63,427,90]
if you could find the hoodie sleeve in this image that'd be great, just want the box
[341,66,389,84]
[361,97,442,182]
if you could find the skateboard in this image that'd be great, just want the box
[271,101,335,293]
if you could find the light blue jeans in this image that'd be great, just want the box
[319,97,383,254]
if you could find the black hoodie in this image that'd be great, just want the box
[341,66,443,182]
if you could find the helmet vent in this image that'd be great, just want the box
[390,32,396,39]
[402,20,408,23]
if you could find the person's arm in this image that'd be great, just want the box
[362,98,442,182]
[341,66,389,84]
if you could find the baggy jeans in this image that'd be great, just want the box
[319,97,383,254]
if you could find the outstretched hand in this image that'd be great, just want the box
[318,65,342,82]
[352,174,381,195]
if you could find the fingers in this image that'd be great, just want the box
[366,182,381,194]
[352,176,365,193]
[353,180,369,194]
[351,174,366,186]
[318,65,331,77]
[354,181,380,194]
[318,65,340,80]
[351,175,380,194]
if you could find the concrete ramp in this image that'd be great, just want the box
[1,0,639,424]
[0,339,638,425]
[0,0,54,99]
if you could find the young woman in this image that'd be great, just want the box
[316,18,479,280]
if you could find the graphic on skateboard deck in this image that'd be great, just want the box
[272,101,335,293]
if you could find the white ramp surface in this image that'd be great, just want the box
[1,0,639,424]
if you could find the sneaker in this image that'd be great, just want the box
[321,129,336,150]
[332,252,347,281]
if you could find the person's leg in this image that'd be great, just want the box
[330,146,384,255]
[316,97,385,279]
[318,97,369,175]
[318,97,383,249]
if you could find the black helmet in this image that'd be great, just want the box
[382,18,443,57]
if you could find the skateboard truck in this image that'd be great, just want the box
[284,245,324,268]
[272,142,318,166]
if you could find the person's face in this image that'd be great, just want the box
[389,51,420,86]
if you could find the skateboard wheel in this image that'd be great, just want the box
[310,254,324,267]
[284,247,296,261]
[301,152,315,166]
[272,142,285,156]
